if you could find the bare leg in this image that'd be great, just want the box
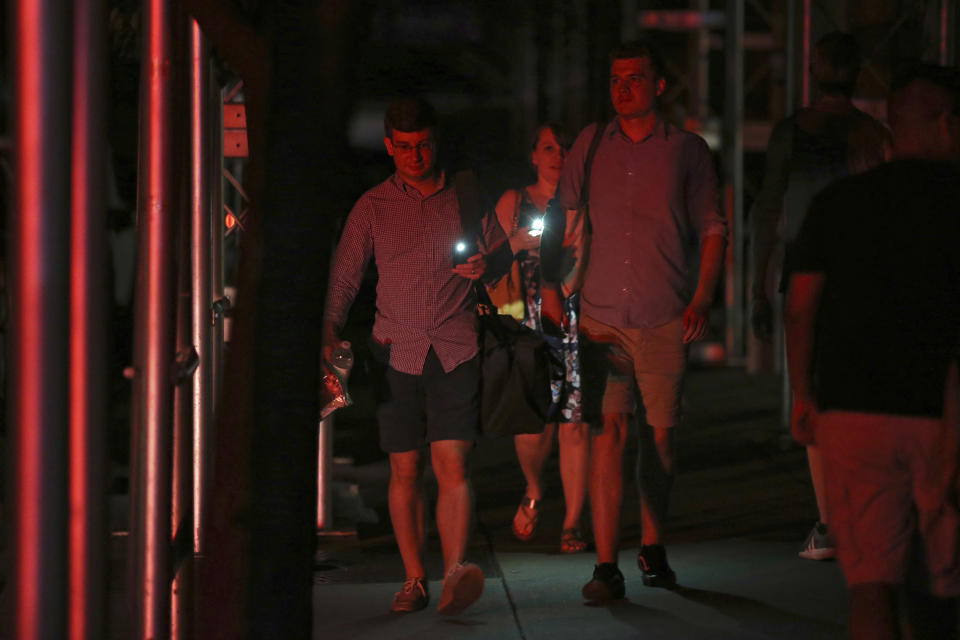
[389,450,426,579]
[591,413,629,564]
[637,424,675,546]
[558,422,589,531]
[430,439,474,573]
[849,584,899,640]
[513,425,555,535]
[514,426,555,501]
[807,445,829,524]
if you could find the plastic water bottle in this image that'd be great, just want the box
[330,341,354,381]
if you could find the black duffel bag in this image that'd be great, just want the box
[476,303,552,437]
[453,170,552,437]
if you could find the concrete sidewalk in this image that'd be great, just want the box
[314,367,849,639]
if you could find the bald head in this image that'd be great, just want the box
[888,65,960,160]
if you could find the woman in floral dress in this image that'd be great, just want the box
[492,124,588,553]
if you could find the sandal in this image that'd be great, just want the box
[512,496,540,541]
[560,528,588,554]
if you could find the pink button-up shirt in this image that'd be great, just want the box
[324,173,508,375]
[557,118,727,329]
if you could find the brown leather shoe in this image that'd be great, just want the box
[391,577,429,613]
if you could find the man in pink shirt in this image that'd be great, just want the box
[323,98,508,615]
[555,40,727,602]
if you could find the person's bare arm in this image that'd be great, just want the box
[493,189,538,254]
[784,272,825,444]
[683,234,725,343]
[559,206,588,298]
[750,119,792,341]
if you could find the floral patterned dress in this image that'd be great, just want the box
[513,189,582,423]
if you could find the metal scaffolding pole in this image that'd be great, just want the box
[190,19,214,558]
[941,0,955,65]
[724,0,745,360]
[11,0,72,637]
[70,0,108,637]
[802,0,812,106]
[130,0,177,636]
[211,86,226,406]
[785,0,798,114]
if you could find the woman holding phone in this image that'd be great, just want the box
[492,123,589,553]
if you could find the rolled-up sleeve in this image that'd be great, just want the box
[686,136,727,244]
[323,198,373,336]
[479,209,512,283]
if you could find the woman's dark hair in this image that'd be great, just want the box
[531,122,572,152]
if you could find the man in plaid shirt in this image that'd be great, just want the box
[323,98,509,615]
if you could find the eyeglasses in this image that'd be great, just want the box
[392,141,434,154]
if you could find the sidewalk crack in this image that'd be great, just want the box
[477,519,527,640]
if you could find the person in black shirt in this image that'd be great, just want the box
[785,64,960,640]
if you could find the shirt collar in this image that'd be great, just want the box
[390,170,447,199]
[610,115,670,143]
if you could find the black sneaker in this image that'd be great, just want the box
[798,521,836,561]
[637,544,676,588]
[581,563,625,602]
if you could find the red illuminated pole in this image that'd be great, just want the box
[130,0,177,636]
[11,0,72,638]
[171,19,216,640]
[190,19,214,559]
[70,0,108,637]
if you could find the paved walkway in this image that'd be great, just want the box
[315,367,850,639]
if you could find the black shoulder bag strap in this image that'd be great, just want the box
[454,169,482,245]
[453,170,497,314]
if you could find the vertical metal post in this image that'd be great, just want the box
[11,0,71,637]
[317,416,334,530]
[941,0,954,65]
[785,0,797,115]
[171,177,193,640]
[724,0,745,360]
[802,0,812,106]
[695,0,711,123]
[211,86,225,405]
[70,0,108,637]
[130,0,176,636]
[190,20,214,556]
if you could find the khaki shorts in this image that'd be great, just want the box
[579,313,687,429]
[815,410,960,596]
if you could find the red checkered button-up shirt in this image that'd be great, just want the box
[324,173,508,375]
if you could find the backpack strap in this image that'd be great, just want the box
[454,169,483,246]
[540,121,606,284]
[578,121,608,234]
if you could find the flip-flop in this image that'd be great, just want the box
[512,496,540,541]
[560,528,588,554]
